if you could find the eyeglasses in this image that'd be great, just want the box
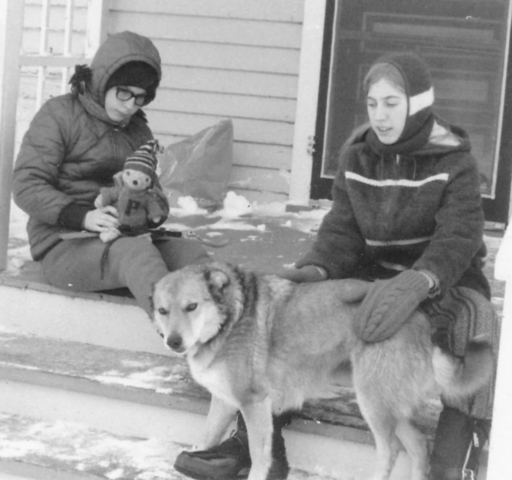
[115,87,148,107]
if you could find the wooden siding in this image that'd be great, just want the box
[18,0,305,204]
[110,0,304,204]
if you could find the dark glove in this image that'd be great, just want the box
[353,270,430,342]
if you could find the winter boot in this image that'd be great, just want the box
[430,406,490,480]
[174,412,291,480]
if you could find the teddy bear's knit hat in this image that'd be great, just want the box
[124,139,159,180]
[373,52,434,144]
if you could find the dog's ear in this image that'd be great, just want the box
[205,268,230,294]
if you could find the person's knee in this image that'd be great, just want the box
[179,240,212,267]
[159,238,212,271]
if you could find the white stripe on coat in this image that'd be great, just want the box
[365,236,432,247]
[345,171,449,187]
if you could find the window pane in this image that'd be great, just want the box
[322,0,512,198]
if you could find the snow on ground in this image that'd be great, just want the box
[6,200,31,275]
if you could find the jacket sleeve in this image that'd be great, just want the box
[12,99,78,226]
[412,152,485,296]
[295,149,366,279]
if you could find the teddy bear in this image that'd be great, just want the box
[94,139,170,242]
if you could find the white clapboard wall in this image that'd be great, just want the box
[20,0,305,204]
[109,0,304,203]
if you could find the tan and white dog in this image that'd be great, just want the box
[151,262,493,480]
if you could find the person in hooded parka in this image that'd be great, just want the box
[13,31,211,316]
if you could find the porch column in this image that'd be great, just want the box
[488,225,512,479]
[288,0,326,206]
[0,0,24,271]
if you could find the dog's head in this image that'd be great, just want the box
[151,262,244,356]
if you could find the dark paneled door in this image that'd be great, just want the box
[313,0,512,223]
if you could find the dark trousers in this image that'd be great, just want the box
[42,235,211,315]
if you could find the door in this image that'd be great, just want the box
[312,0,512,224]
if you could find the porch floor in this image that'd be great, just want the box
[2,203,506,317]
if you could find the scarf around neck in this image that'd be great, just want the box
[366,113,435,156]
[78,92,128,127]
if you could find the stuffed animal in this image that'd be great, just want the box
[94,139,170,242]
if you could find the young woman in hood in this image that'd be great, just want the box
[12,31,211,316]
[176,53,498,480]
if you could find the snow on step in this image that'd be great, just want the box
[0,413,342,480]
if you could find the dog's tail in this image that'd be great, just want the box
[432,335,494,400]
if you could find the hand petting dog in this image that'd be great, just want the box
[354,270,431,343]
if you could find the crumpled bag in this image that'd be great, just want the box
[158,119,233,210]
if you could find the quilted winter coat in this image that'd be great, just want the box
[13,31,162,261]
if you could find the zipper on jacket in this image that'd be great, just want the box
[109,126,121,169]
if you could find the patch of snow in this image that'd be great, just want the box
[217,191,254,218]
[5,200,32,275]
[202,220,265,232]
[170,196,209,217]
[89,366,184,391]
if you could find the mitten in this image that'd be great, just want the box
[353,270,430,342]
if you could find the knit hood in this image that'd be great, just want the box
[89,31,162,107]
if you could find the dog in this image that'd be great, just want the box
[151,261,493,480]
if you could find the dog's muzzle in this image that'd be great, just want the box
[166,333,186,354]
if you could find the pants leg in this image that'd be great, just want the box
[430,407,490,480]
[426,287,499,478]
[42,236,210,315]
[153,237,211,271]
[425,287,500,419]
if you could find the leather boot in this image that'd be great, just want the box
[430,406,490,480]
[174,412,291,480]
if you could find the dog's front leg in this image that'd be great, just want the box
[241,396,274,480]
[201,395,237,450]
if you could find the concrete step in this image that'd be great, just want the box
[0,330,423,480]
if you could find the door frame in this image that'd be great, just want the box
[309,0,512,224]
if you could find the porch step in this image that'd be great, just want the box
[0,330,421,480]
[0,412,366,480]
[0,411,183,480]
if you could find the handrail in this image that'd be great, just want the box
[0,0,25,272]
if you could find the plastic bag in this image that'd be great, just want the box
[158,119,233,210]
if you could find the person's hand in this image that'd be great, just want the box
[83,206,120,233]
[353,270,430,343]
[273,265,327,283]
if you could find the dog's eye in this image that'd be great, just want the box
[185,303,197,312]
[158,307,169,316]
